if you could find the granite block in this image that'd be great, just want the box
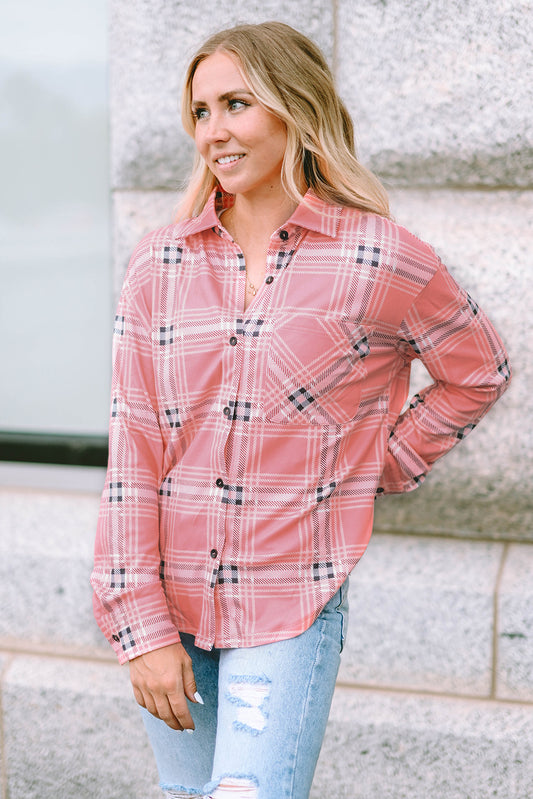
[312,686,533,799]
[3,655,161,799]
[497,544,533,701]
[339,534,502,696]
[337,0,533,187]
[0,488,108,653]
[110,0,334,189]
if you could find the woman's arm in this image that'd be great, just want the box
[378,259,511,494]
[91,234,181,664]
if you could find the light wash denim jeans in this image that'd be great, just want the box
[140,579,349,799]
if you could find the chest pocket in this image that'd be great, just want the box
[264,314,371,425]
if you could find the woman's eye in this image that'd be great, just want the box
[229,99,248,111]
[194,108,209,121]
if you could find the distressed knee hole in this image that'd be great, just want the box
[207,776,258,798]
[226,675,271,734]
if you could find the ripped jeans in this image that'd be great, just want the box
[140,579,349,799]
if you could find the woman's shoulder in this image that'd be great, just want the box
[339,206,442,274]
[127,223,183,267]
[134,222,182,254]
[118,223,180,299]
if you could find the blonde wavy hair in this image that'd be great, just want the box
[177,21,390,220]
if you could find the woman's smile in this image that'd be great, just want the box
[215,153,246,170]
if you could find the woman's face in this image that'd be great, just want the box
[191,51,288,203]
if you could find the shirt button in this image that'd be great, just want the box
[223,406,231,417]
[216,478,224,488]
[229,336,238,346]
[112,634,120,642]
[265,275,274,285]
[279,229,289,241]
[210,548,218,559]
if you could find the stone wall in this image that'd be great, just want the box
[110,0,532,540]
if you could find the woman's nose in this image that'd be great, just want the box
[204,112,230,143]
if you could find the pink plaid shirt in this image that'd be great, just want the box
[92,189,510,663]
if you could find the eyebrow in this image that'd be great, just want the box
[191,90,255,109]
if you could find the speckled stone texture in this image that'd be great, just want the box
[111,0,533,191]
[312,687,533,799]
[339,534,503,697]
[337,0,533,187]
[497,544,533,701]
[3,655,161,799]
[0,487,107,653]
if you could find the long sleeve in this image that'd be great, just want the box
[91,236,181,663]
[378,258,511,494]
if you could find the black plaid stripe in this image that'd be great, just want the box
[159,476,172,496]
[498,359,511,382]
[236,318,264,337]
[317,482,337,502]
[353,335,370,358]
[114,315,125,335]
[356,244,380,267]
[406,337,421,354]
[457,422,476,440]
[118,626,136,651]
[109,482,123,502]
[159,560,166,580]
[467,294,479,316]
[312,561,335,581]
[210,567,219,588]
[162,246,183,265]
[288,388,315,411]
[409,393,424,410]
[159,325,175,345]
[237,252,246,271]
[111,397,118,417]
[165,407,181,428]
[228,400,252,421]
[218,564,239,584]
[222,485,244,505]
[276,249,295,270]
[110,567,126,588]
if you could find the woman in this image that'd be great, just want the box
[91,21,510,799]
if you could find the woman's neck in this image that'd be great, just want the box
[225,190,298,245]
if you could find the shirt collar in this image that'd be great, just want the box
[175,188,343,239]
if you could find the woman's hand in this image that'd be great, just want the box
[129,642,198,730]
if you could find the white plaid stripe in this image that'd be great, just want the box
[92,188,510,661]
